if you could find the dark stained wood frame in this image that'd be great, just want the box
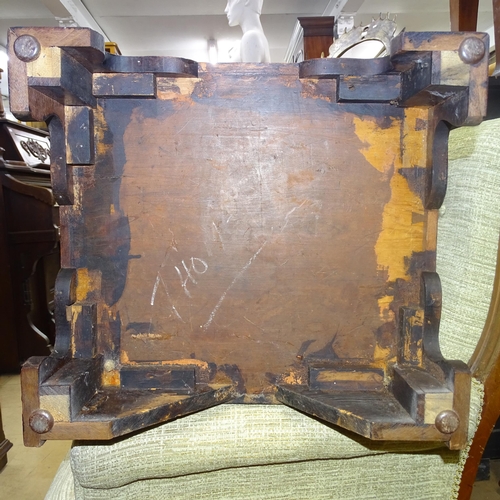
[7,27,490,451]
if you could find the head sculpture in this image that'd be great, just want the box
[225,0,263,25]
[225,0,270,62]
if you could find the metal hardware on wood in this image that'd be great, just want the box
[435,410,460,434]
[458,37,485,64]
[29,409,54,434]
[13,35,41,62]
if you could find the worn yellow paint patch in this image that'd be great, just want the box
[373,344,392,361]
[375,174,425,282]
[160,359,209,369]
[75,269,101,302]
[68,304,81,355]
[280,367,308,386]
[102,370,120,387]
[353,115,400,175]
[130,333,164,340]
[352,109,428,323]
[121,350,130,364]
[371,108,427,284]
[157,78,199,100]
[425,211,438,252]
[375,173,424,282]
[377,295,395,323]
[282,372,305,385]
[76,268,93,301]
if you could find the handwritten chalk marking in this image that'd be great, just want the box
[202,242,267,330]
[159,275,184,322]
[212,222,225,251]
[150,273,161,305]
[176,257,209,298]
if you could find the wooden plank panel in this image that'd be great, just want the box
[87,64,422,396]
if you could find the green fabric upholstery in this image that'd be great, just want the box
[45,119,500,500]
[70,405,453,490]
[45,452,74,500]
[438,119,500,362]
[46,380,483,500]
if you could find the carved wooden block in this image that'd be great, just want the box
[8,27,489,449]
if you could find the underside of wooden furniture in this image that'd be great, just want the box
[8,27,489,449]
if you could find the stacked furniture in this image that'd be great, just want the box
[0,98,59,373]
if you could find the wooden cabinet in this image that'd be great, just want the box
[0,119,60,373]
[298,17,334,60]
[288,17,334,62]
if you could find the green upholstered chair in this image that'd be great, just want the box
[43,118,500,500]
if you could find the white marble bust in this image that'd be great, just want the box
[225,0,271,63]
